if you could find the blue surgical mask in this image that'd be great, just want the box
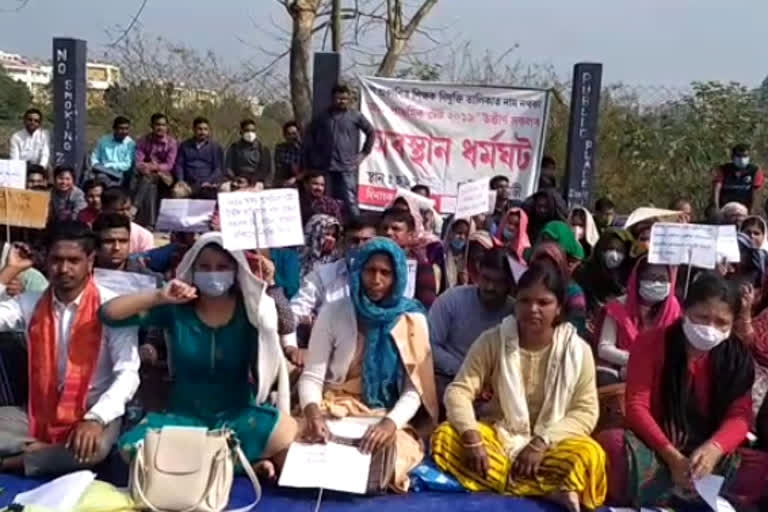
[450,238,466,253]
[193,271,235,297]
[503,228,515,241]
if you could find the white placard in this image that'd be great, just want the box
[94,268,158,295]
[694,475,735,512]
[279,441,372,494]
[454,177,491,220]
[716,225,740,264]
[155,199,216,232]
[0,160,27,190]
[218,189,304,251]
[487,190,498,214]
[404,259,418,299]
[648,223,719,269]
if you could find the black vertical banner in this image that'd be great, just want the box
[52,38,87,179]
[312,52,341,119]
[563,62,602,208]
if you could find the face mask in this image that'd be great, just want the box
[450,238,466,253]
[683,316,730,351]
[194,271,235,297]
[503,228,515,242]
[602,250,625,269]
[345,246,360,267]
[572,225,585,240]
[242,132,257,143]
[638,280,670,303]
[598,215,614,228]
[733,156,750,169]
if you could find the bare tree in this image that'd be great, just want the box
[376,0,438,77]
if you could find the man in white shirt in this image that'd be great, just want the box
[9,109,50,169]
[0,221,139,476]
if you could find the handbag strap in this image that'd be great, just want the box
[226,441,262,512]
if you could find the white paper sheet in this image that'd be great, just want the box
[155,199,217,232]
[327,417,380,439]
[94,268,158,295]
[218,189,304,251]
[454,177,491,220]
[0,159,27,190]
[279,441,372,494]
[715,225,740,264]
[694,475,737,512]
[648,223,719,269]
[14,470,96,511]
[404,259,418,299]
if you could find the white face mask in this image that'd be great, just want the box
[733,156,750,169]
[193,271,235,297]
[572,225,585,240]
[242,131,257,143]
[638,280,671,303]
[683,316,730,351]
[603,250,625,269]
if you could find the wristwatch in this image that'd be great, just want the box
[83,412,106,427]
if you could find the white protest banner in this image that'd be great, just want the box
[648,223,718,269]
[716,225,740,263]
[94,268,157,295]
[155,199,216,232]
[0,160,27,190]
[454,177,491,219]
[218,189,304,251]
[358,76,549,212]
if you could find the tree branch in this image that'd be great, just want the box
[108,0,150,48]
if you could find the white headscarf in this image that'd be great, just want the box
[175,232,290,412]
[569,207,600,248]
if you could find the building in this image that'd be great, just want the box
[0,50,121,104]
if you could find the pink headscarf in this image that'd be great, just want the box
[495,207,531,261]
[390,194,440,245]
[600,256,681,351]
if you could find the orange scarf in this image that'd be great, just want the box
[27,279,103,443]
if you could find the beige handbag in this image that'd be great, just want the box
[130,426,261,512]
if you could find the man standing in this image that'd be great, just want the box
[225,119,272,185]
[273,121,302,186]
[9,109,50,169]
[0,223,139,476]
[712,143,764,212]
[134,113,178,228]
[174,117,224,192]
[428,248,515,400]
[304,84,375,221]
[90,116,135,187]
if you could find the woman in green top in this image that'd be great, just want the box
[100,232,296,477]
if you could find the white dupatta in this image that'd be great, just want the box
[494,317,585,458]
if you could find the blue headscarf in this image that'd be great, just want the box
[349,237,425,409]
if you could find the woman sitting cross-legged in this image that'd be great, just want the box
[431,260,607,512]
[299,237,439,492]
[100,232,297,478]
[597,271,768,509]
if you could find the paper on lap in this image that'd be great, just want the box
[218,189,304,251]
[279,417,380,494]
[155,199,217,232]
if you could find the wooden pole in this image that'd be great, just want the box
[331,0,342,52]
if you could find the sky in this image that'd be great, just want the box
[0,0,765,88]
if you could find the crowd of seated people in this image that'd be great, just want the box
[4,110,768,510]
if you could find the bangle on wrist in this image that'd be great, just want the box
[461,440,483,449]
